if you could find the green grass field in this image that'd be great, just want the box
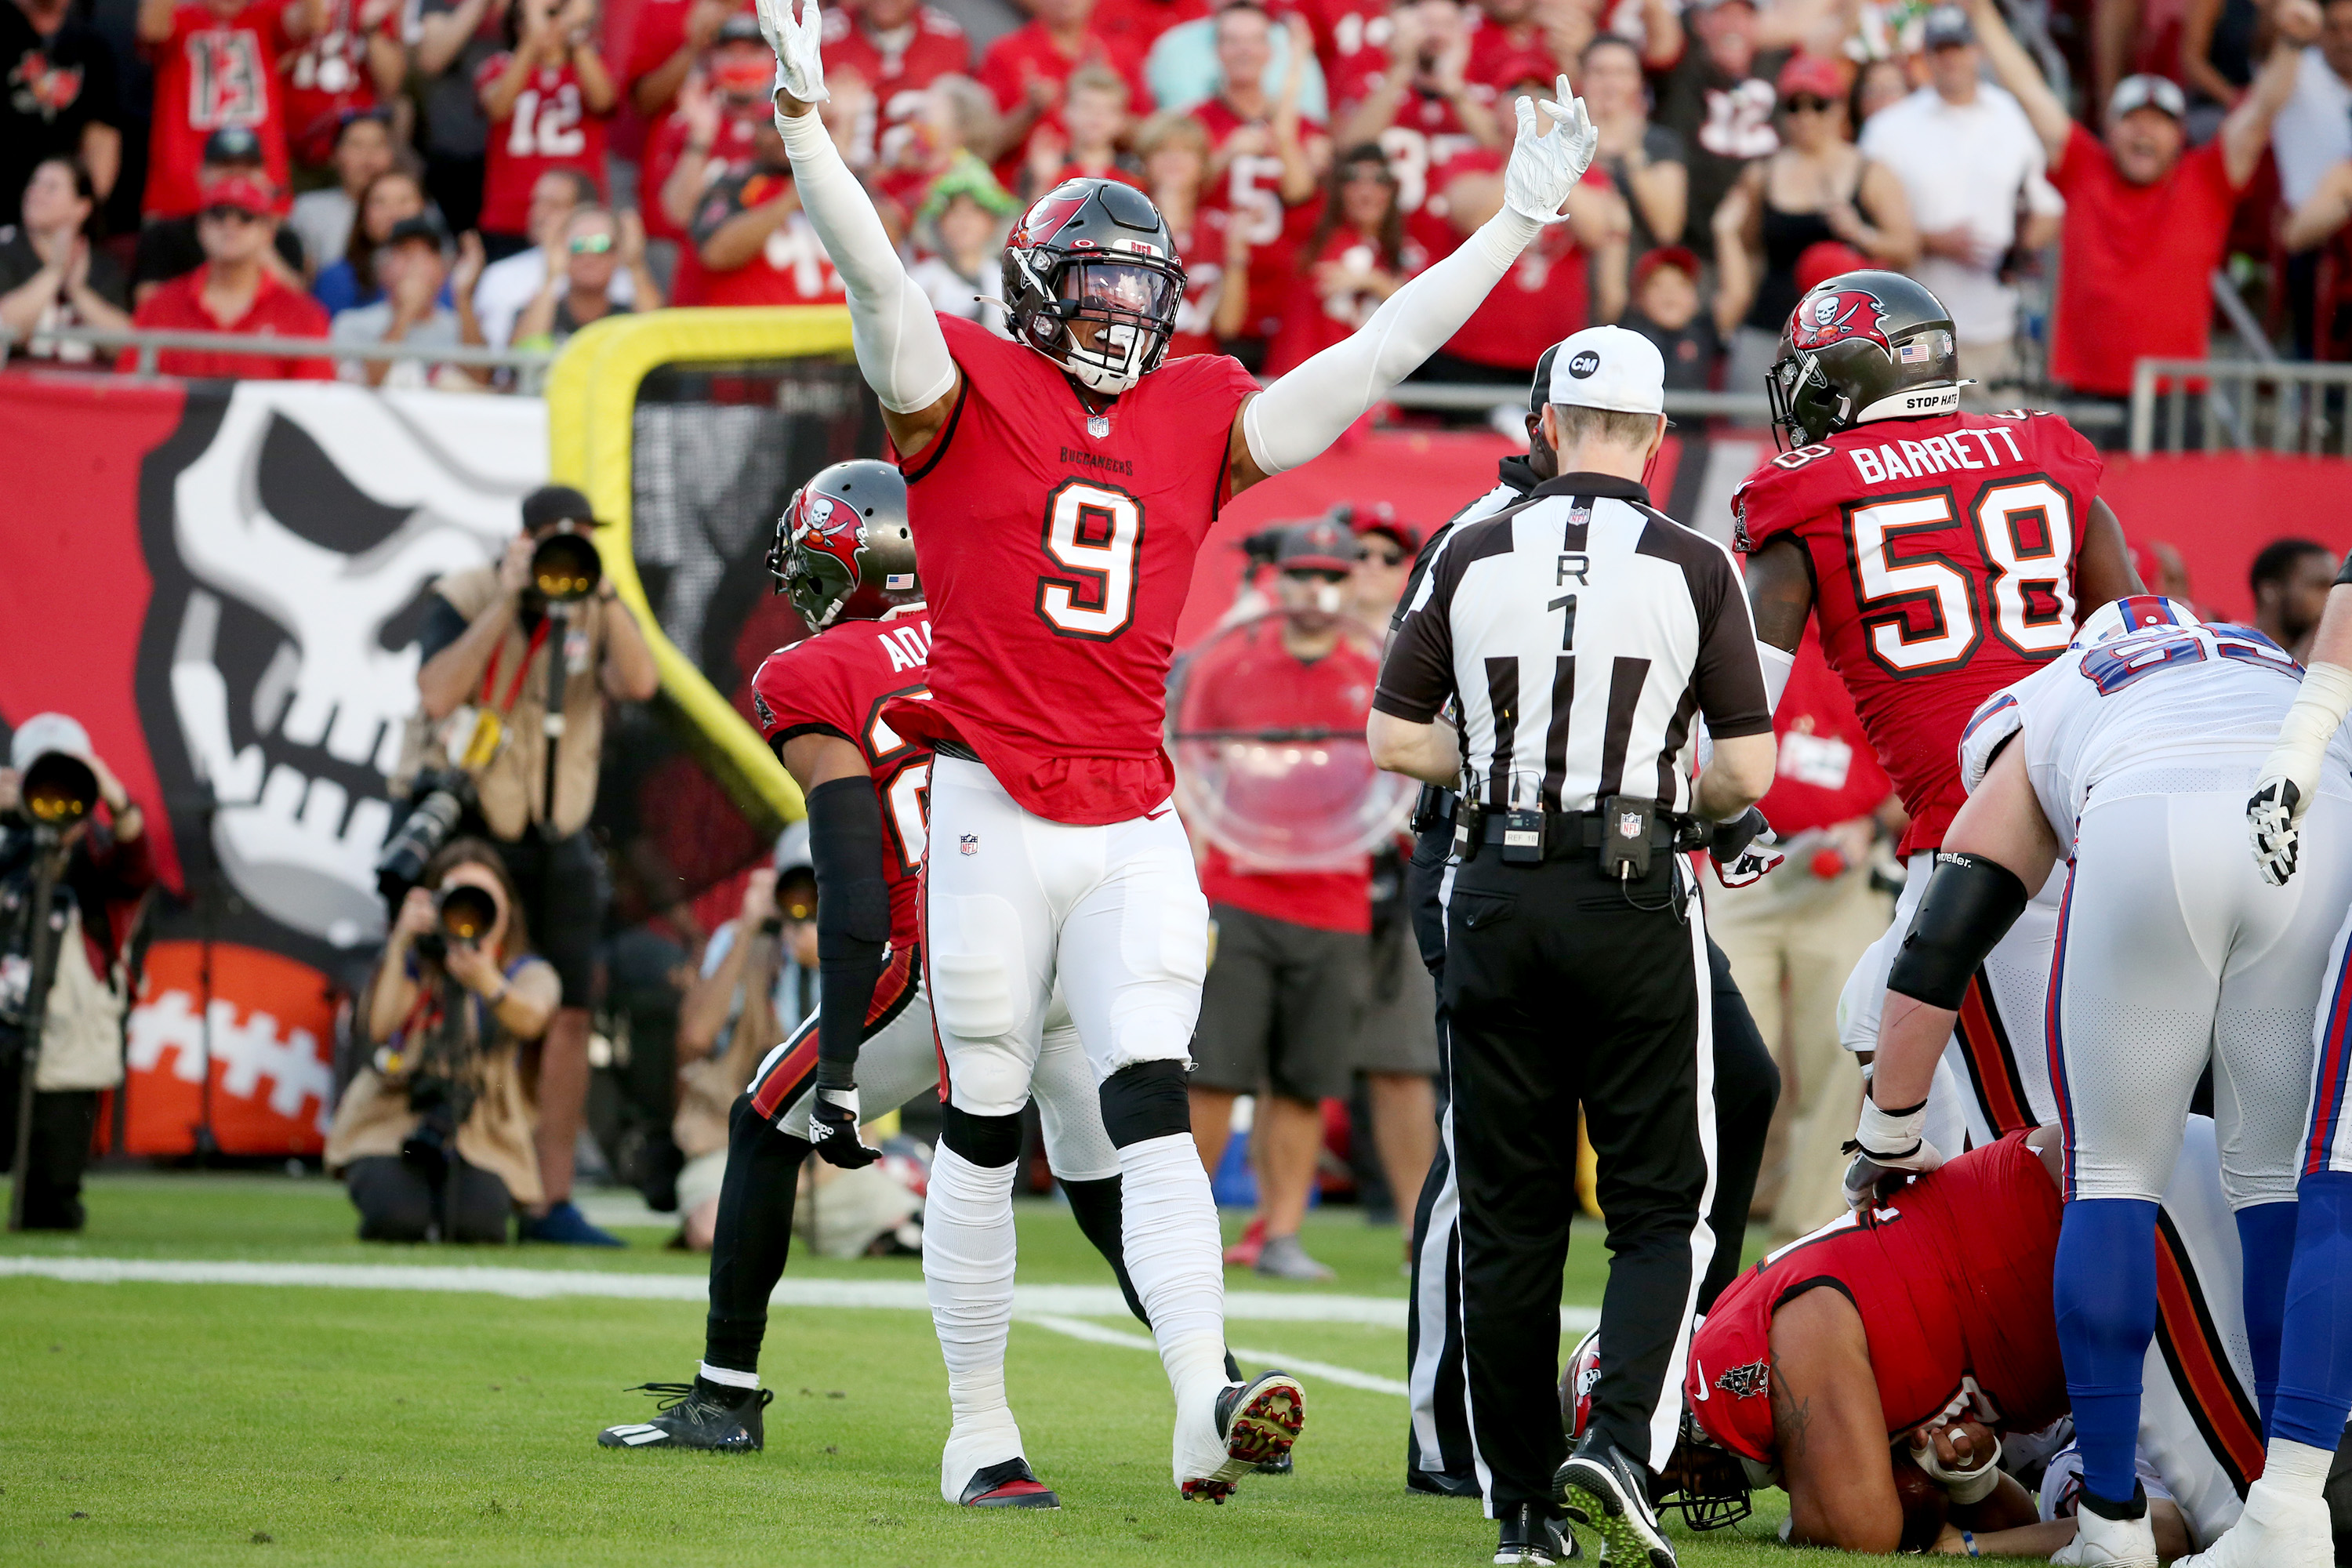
[0,1174,1916,1566]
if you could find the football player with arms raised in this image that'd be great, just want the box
[1733,272,2143,1167]
[753,0,1602,1506]
[597,466,1145,1509]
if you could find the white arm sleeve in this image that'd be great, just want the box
[1241,209,1543,477]
[1758,639,1796,716]
[776,107,956,415]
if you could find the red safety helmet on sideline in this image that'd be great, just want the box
[1000,177,1186,395]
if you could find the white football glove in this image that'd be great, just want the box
[757,0,829,107]
[1908,1423,2002,1504]
[807,1083,880,1168]
[1842,1090,1943,1209]
[1501,75,1598,224]
[2251,661,2352,886]
[1708,808,1785,889]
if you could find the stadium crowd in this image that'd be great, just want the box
[5,0,2352,397]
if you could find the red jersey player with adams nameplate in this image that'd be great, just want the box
[1734,269,2143,1152]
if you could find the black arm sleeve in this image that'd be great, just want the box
[412,593,472,665]
[805,775,891,1083]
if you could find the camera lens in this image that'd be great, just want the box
[20,752,98,826]
[437,884,499,944]
[530,531,603,604]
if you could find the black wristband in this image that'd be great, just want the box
[757,914,784,936]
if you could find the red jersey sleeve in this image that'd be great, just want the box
[1730,441,1842,554]
[976,36,1026,112]
[750,636,855,746]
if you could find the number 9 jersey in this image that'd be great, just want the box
[1732,409,2105,855]
[884,314,1262,828]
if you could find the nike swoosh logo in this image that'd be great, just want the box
[1693,1358,1708,1399]
[1146,805,1174,820]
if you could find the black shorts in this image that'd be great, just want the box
[1192,904,1369,1102]
[487,829,606,1007]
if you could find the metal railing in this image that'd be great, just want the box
[1385,380,1775,421]
[2128,358,2352,457]
[0,323,554,387]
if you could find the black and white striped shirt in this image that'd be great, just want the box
[1373,472,1771,816]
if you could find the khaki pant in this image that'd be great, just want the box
[1708,857,1889,1240]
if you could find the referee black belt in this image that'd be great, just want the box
[1471,808,1706,861]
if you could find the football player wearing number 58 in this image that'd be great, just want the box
[1733,270,2142,1192]
[754,0,1599,1510]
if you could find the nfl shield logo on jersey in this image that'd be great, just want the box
[959,833,978,855]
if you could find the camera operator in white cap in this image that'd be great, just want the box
[0,713,152,1231]
[1370,324,1779,1566]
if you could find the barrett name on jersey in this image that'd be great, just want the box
[1733,408,2105,854]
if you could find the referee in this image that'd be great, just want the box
[1369,327,1777,1568]
[1397,347,1784,1506]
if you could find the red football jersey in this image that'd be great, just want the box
[1733,408,2105,855]
[822,4,971,168]
[474,53,611,235]
[1430,147,1592,371]
[977,22,1150,180]
[1165,205,1234,360]
[750,606,936,949]
[144,1,297,218]
[1686,1131,2065,1466]
[280,0,396,164]
[1194,95,1323,344]
[887,314,1261,826]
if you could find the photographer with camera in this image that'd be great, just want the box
[405,484,659,1247]
[328,839,558,1242]
[0,714,154,1232]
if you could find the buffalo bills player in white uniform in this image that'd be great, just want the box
[1857,596,2352,1566]
[751,0,1603,1505]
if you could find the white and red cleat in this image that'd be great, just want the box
[1179,1371,1305,1503]
[959,1457,1060,1509]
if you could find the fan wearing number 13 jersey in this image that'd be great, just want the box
[758,0,1600,1508]
[1732,269,2144,1154]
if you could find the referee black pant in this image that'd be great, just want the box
[1446,847,1716,1516]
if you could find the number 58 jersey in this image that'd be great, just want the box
[1733,409,2105,855]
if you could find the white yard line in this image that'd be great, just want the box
[1017,1313,1412,1397]
[0,1255,1598,1348]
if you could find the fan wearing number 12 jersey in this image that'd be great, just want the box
[1733,269,2143,1151]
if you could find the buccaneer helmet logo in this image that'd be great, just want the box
[1791,289,1893,355]
[793,489,864,575]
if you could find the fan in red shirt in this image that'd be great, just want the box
[279,0,402,165]
[1194,0,1325,355]
[1016,62,1145,201]
[474,0,616,248]
[977,0,1149,180]
[1265,143,1422,373]
[622,0,743,118]
[821,0,970,167]
[1422,122,1623,376]
[1462,0,1572,92]
[1316,0,1501,257]
[644,13,771,303]
[1090,0,1207,60]
[688,116,844,305]
[1969,0,2313,399]
[136,0,320,219]
[125,173,332,377]
[1137,110,1250,357]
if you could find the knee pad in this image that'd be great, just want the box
[1098,1058,1193,1148]
[939,1102,1025,1168]
[1887,852,2031,1010]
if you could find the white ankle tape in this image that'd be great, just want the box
[699,1361,760,1389]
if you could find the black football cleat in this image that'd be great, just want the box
[596,1379,772,1452]
[1555,1438,1675,1568]
[1181,1370,1306,1502]
[960,1457,1061,1508]
[1495,1502,1578,1565]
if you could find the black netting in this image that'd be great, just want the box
[593,358,887,927]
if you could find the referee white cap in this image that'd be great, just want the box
[1547,325,1666,417]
